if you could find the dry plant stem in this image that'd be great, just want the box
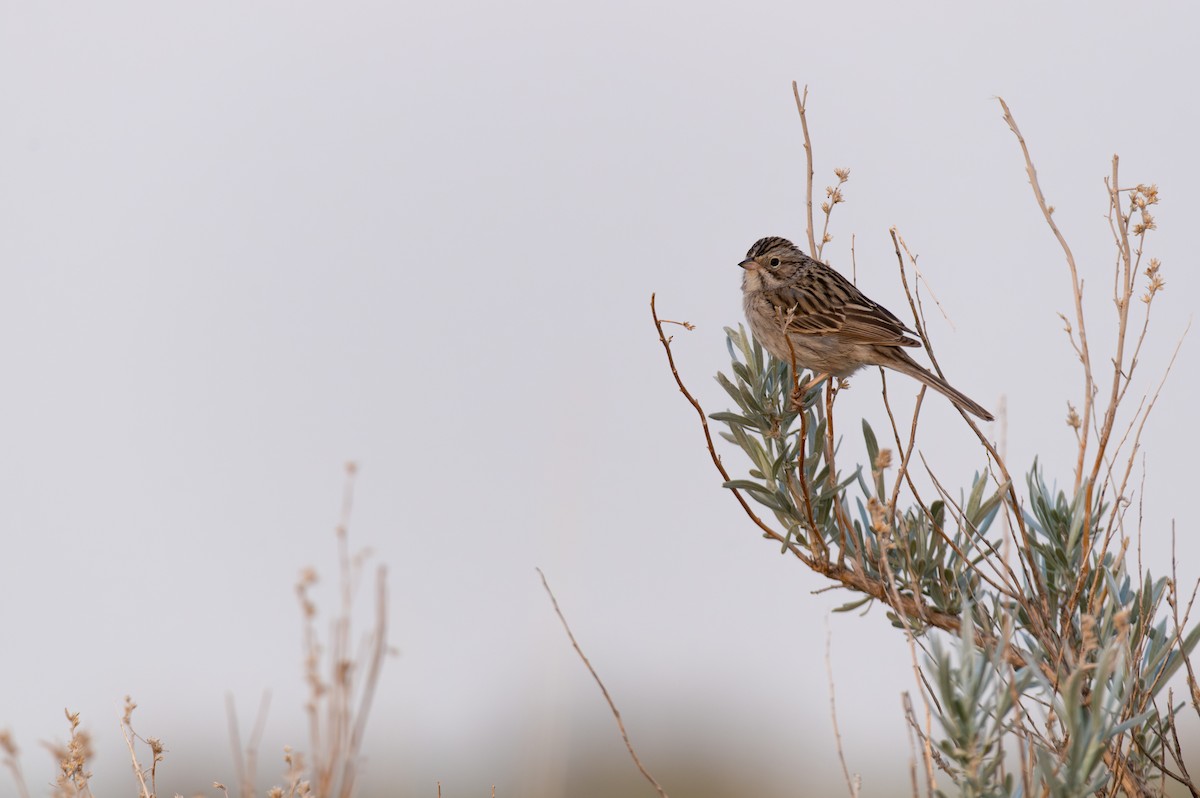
[892,226,1051,607]
[651,294,789,544]
[885,377,925,520]
[902,694,937,796]
[785,331,828,559]
[878,376,944,550]
[887,229,1037,602]
[1059,161,1181,644]
[1102,738,1153,797]
[1003,655,1036,798]
[119,715,152,798]
[998,97,1093,491]
[816,172,849,262]
[876,376,1014,597]
[917,456,1024,601]
[901,703,921,798]
[788,409,824,558]
[0,734,30,798]
[874,503,947,730]
[1169,528,1200,718]
[1090,162,1135,495]
[825,624,859,798]
[226,690,272,798]
[850,234,857,285]
[792,81,818,256]
[894,235,953,329]
[49,710,95,798]
[298,462,390,798]
[339,564,389,798]
[823,383,854,563]
[225,695,245,796]
[991,140,1166,768]
[1110,238,1156,415]
[814,381,863,573]
[1103,323,1189,538]
[537,568,669,798]
[1074,161,1138,569]
[1150,693,1200,798]
[1167,698,1200,798]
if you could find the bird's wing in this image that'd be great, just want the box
[776,266,921,348]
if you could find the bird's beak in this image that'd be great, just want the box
[738,258,758,270]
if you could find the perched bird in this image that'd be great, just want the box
[739,236,993,421]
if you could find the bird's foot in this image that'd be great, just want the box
[790,372,831,411]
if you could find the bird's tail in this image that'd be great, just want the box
[889,350,995,422]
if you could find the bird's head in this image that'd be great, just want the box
[739,236,804,287]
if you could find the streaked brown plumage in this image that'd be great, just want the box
[739,236,993,421]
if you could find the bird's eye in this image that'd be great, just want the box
[769,257,781,267]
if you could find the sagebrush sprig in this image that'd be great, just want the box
[652,89,1197,797]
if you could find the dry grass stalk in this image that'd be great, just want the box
[292,462,390,798]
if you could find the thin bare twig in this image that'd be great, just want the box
[998,97,1093,491]
[792,81,818,256]
[902,693,939,795]
[0,732,30,798]
[119,700,155,798]
[825,621,860,798]
[226,690,272,798]
[850,234,857,285]
[537,568,669,798]
[650,294,788,546]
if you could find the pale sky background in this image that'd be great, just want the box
[2,2,1198,796]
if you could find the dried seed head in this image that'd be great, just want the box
[297,568,318,588]
[1066,403,1081,430]
[1080,614,1098,655]
[867,497,892,536]
[1132,209,1157,235]
[834,167,851,181]
[122,697,136,725]
[1142,258,1165,303]
[874,449,893,471]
